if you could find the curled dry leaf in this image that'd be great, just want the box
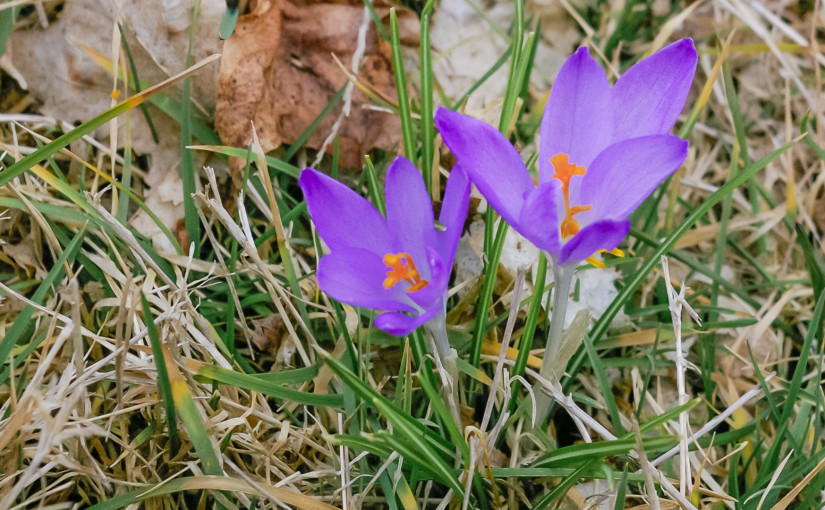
[250,314,286,351]
[214,0,419,177]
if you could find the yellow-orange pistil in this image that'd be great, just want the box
[383,252,429,293]
[551,153,592,239]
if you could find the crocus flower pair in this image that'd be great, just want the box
[300,39,696,337]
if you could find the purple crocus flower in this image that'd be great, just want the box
[299,156,470,336]
[434,39,697,266]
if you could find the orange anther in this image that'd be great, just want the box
[551,153,592,239]
[551,153,586,190]
[383,252,429,293]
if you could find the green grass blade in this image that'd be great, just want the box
[188,144,299,178]
[197,364,343,407]
[324,355,463,495]
[795,223,825,298]
[141,295,180,455]
[364,155,386,215]
[723,58,765,254]
[417,365,469,462]
[419,3,435,195]
[167,361,223,475]
[779,290,825,426]
[86,475,339,510]
[390,8,415,161]
[451,47,512,110]
[283,85,346,162]
[219,7,239,39]
[180,0,202,255]
[614,466,629,510]
[470,221,509,369]
[497,0,524,133]
[583,335,625,435]
[0,5,17,56]
[533,460,598,509]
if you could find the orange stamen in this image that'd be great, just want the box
[383,252,429,293]
[551,153,592,238]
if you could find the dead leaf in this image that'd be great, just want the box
[250,314,285,351]
[214,0,419,179]
[3,232,43,279]
[9,0,224,252]
[9,0,223,178]
[129,167,185,254]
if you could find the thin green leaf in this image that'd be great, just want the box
[390,8,415,161]
[141,295,180,455]
[198,364,343,407]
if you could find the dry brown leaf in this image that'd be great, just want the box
[3,232,43,279]
[214,0,419,177]
[8,0,224,251]
[250,314,285,351]
[9,0,223,176]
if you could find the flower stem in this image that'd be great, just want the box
[424,308,463,428]
[542,264,573,371]
[534,262,574,423]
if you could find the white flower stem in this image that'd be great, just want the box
[534,262,574,422]
[542,263,574,369]
[424,307,463,428]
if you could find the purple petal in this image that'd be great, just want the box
[518,183,562,256]
[539,46,612,181]
[436,164,471,267]
[611,39,697,139]
[577,135,688,220]
[408,246,448,308]
[559,220,630,265]
[435,106,533,227]
[317,248,415,312]
[375,306,440,336]
[385,156,436,265]
[299,169,391,255]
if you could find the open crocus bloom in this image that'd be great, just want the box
[435,39,697,266]
[299,156,470,336]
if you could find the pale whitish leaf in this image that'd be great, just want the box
[545,309,590,379]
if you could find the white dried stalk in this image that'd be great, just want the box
[661,255,699,499]
[353,452,399,507]
[632,415,662,510]
[88,194,177,290]
[338,413,352,510]
[652,373,773,466]
[752,449,794,510]
[481,267,526,432]
[195,205,255,355]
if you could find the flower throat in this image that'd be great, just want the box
[383,253,429,293]
[551,153,591,239]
